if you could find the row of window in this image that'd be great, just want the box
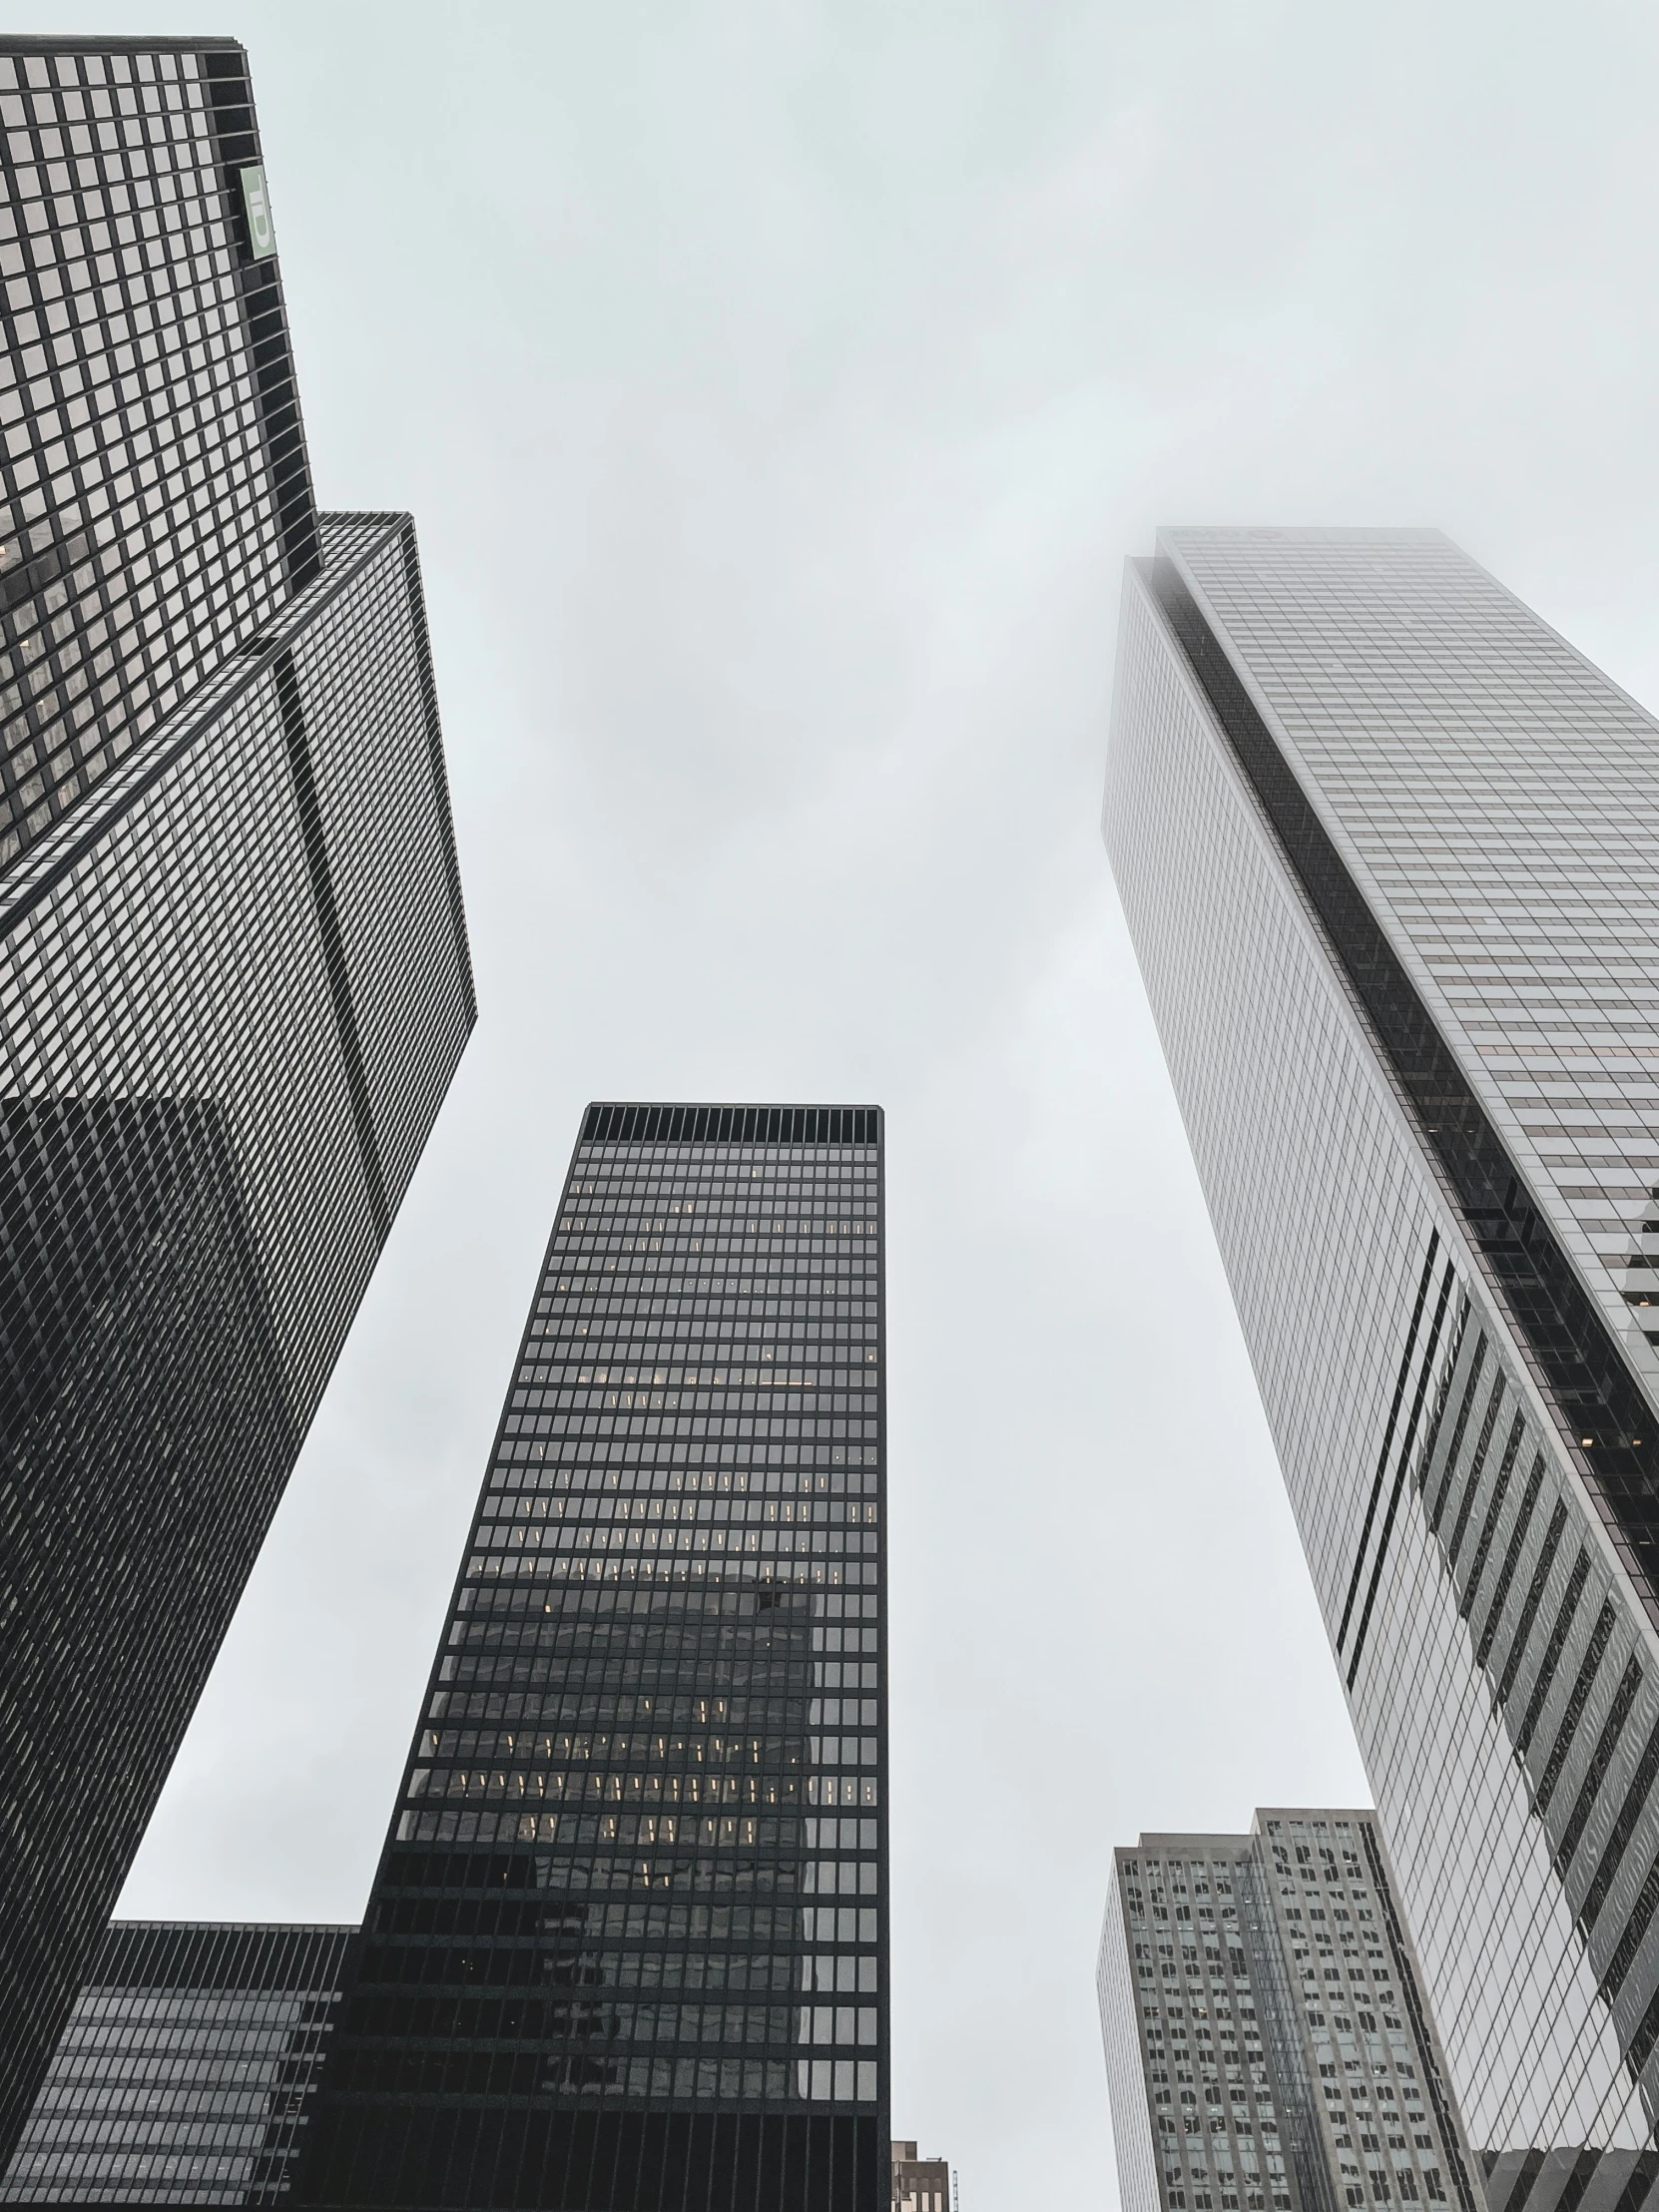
[374,1950,876,1996]
[406,1774,876,1817]
[374,1897,828,1944]
[561,1201,875,1224]
[571,1149,875,1168]
[574,1149,876,1167]
[417,1709,875,1766]
[398,1814,883,1865]
[1294,1956,1390,1983]
[466,1542,878,1585]
[562,1200,877,1220]
[2,48,204,95]
[424,1694,836,1729]
[468,1530,878,1568]
[539,2053,877,2102]
[37,2038,307,2074]
[488,1469,876,1498]
[525,1360,876,1386]
[537,1315,877,1339]
[415,1726,871,1765]
[510,1413,878,1442]
[518,1387,878,1417]
[351,1972,857,2034]
[477,1498,879,1533]
[1136,1901,1240,1923]
[342,1989,882,2050]
[20,2087,287,2124]
[531,1334,875,1364]
[428,1666,879,1722]
[555,1240,877,1264]
[1162,2186,1292,2212]
[407,1771,818,1810]
[568,1171,874,1191]
[366,1899,879,1951]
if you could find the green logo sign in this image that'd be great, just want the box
[240,165,276,261]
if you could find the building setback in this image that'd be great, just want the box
[294,1102,888,2212]
[1097,1813,1479,2212]
[0,36,474,2164]
[1,1924,355,2206]
[1104,528,1659,2207]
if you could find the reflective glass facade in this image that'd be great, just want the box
[298,1102,887,2212]
[0,36,316,862]
[0,501,473,2170]
[1105,531,1659,2210]
[1097,1814,1478,2212]
[1,1923,355,2206]
[0,37,474,2158]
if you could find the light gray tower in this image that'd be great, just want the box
[1105,530,1659,2212]
[1097,1812,1478,2212]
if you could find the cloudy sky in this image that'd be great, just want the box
[34,0,1659,2201]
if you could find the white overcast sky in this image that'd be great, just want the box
[31,0,1659,2202]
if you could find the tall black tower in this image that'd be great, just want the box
[0,35,474,2158]
[299,1103,888,2212]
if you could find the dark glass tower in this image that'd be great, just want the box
[2,1923,357,2206]
[298,1102,887,2212]
[0,35,474,2166]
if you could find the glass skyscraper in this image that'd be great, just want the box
[1105,530,1659,2211]
[296,1102,887,2212]
[0,35,473,2165]
[1097,1811,1479,2212]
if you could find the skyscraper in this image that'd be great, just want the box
[297,1102,887,2212]
[1096,1811,1479,2212]
[1,1923,356,2207]
[0,34,474,2163]
[1105,529,1659,2207]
